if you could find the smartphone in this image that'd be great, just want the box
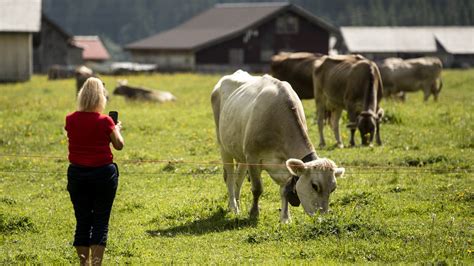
[108,111,118,125]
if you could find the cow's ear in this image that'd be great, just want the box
[286,159,306,176]
[377,108,384,120]
[334,167,345,178]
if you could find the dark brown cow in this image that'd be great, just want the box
[313,55,384,147]
[48,65,75,80]
[270,52,324,99]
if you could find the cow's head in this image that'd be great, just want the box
[113,80,129,96]
[285,158,345,215]
[357,108,383,146]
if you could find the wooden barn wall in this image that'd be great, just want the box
[130,50,195,70]
[195,10,330,66]
[0,33,32,82]
[33,19,83,73]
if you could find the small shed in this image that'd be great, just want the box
[125,2,337,72]
[72,36,110,63]
[0,0,41,82]
[338,27,474,68]
[33,14,84,73]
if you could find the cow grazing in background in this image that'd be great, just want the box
[379,57,443,101]
[211,70,345,223]
[313,55,384,148]
[75,65,96,94]
[48,65,76,80]
[113,80,177,103]
[270,52,324,99]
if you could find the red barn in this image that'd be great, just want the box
[72,36,110,63]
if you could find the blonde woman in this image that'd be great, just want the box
[65,77,124,265]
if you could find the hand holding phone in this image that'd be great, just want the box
[108,111,118,125]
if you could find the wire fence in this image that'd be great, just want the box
[0,153,471,176]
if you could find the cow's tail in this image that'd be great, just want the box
[373,63,384,103]
[210,87,222,144]
[362,62,376,113]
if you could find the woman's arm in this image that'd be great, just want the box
[110,121,124,150]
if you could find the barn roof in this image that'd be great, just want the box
[125,2,337,51]
[72,36,110,61]
[341,27,474,54]
[0,0,41,32]
[433,28,474,54]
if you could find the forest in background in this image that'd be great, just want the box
[42,0,474,59]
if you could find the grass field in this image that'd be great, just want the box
[0,70,473,264]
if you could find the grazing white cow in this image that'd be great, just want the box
[379,57,443,101]
[211,70,345,223]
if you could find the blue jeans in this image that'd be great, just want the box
[67,163,119,247]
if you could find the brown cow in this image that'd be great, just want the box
[48,65,75,80]
[313,55,384,147]
[270,52,324,99]
[379,57,443,101]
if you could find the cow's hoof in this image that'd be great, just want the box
[228,202,240,214]
[319,143,326,148]
[336,143,344,149]
[280,217,291,224]
[249,206,260,218]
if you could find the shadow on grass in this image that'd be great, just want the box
[146,207,257,237]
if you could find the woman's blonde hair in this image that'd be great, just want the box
[77,77,108,112]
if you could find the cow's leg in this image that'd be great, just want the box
[248,163,263,218]
[375,119,382,146]
[234,163,247,212]
[221,152,238,213]
[431,80,441,102]
[265,160,291,223]
[279,186,290,223]
[349,129,356,146]
[399,91,406,102]
[331,109,344,148]
[317,105,326,148]
[347,108,357,147]
[423,85,431,102]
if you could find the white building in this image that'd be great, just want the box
[338,27,474,68]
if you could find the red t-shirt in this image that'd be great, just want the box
[65,111,116,167]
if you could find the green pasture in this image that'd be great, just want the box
[0,70,472,264]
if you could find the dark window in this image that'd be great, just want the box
[229,49,244,65]
[276,15,299,34]
[260,49,274,62]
